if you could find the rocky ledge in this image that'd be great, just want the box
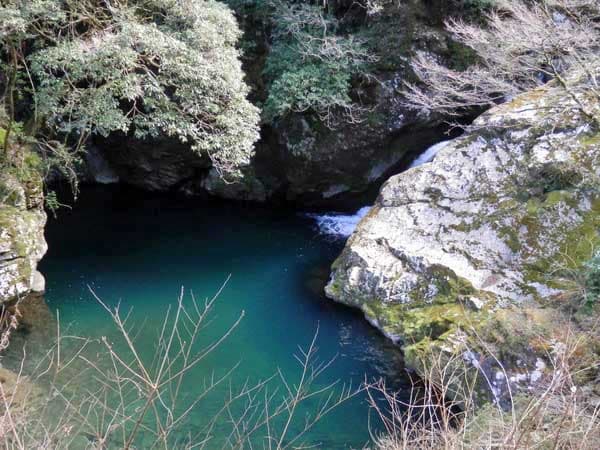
[0,170,47,303]
[326,77,600,401]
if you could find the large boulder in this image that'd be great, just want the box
[326,77,600,400]
[0,170,47,303]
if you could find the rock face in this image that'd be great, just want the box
[265,113,448,203]
[326,78,599,395]
[97,134,210,192]
[96,135,267,201]
[0,172,47,303]
[85,3,470,204]
[84,145,120,185]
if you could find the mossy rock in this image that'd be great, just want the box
[0,159,47,303]
[326,75,600,407]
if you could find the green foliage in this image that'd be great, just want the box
[584,252,600,308]
[6,147,42,184]
[264,64,353,121]
[44,190,70,217]
[261,2,373,125]
[1,0,260,180]
[38,140,84,196]
[0,104,81,197]
[446,39,479,71]
[223,0,273,19]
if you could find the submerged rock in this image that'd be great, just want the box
[0,366,45,414]
[326,77,600,400]
[0,171,47,303]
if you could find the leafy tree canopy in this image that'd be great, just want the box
[262,1,374,126]
[0,0,259,179]
[223,0,376,127]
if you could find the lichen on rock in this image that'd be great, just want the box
[326,77,600,401]
[0,171,47,304]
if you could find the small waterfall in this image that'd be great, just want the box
[307,206,371,239]
[309,140,452,239]
[408,140,450,168]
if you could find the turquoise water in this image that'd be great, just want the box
[34,186,408,448]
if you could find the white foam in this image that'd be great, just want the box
[409,140,451,168]
[308,141,451,239]
[307,206,371,239]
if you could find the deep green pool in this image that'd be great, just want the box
[34,186,408,448]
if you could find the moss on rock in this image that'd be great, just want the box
[0,153,47,303]
[326,75,600,404]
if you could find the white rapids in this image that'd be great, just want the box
[307,206,371,239]
[408,140,450,168]
[309,140,451,239]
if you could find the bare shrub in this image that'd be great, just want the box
[368,326,600,450]
[404,0,600,125]
[0,282,361,449]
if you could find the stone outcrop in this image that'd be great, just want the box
[264,113,448,203]
[96,135,211,191]
[326,77,600,399]
[0,171,47,303]
[84,145,119,185]
[95,135,267,201]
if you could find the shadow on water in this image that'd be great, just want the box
[3,184,417,448]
